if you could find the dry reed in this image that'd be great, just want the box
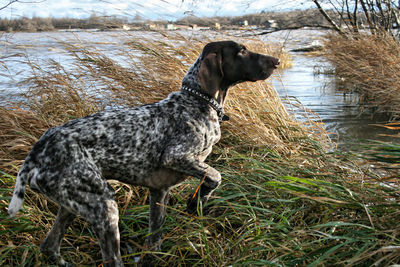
[0,32,321,174]
[5,32,394,267]
[324,32,400,119]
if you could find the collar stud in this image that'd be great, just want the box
[181,86,229,122]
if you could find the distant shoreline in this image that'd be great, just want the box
[0,20,272,33]
[0,9,333,33]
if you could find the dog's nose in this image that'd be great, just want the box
[261,56,280,70]
[274,58,280,69]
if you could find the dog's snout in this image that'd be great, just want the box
[261,55,280,70]
[274,58,280,69]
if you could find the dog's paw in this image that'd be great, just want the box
[137,253,157,267]
[41,249,74,267]
[120,241,134,256]
[186,199,197,214]
[186,194,203,215]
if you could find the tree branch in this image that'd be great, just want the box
[0,0,18,11]
[360,0,376,34]
[312,0,346,35]
[1,0,47,11]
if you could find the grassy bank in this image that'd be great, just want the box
[324,32,400,119]
[1,33,399,266]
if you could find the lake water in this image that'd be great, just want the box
[261,29,398,146]
[0,29,398,147]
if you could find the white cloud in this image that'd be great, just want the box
[0,0,304,20]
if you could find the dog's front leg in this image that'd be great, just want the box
[162,155,221,214]
[146,188,170,250]
[185,162,221,214]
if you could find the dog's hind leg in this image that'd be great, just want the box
[140,188,169,266]
[40,206,76,266]
[37,159,123,266]
[90,198,123,267]
[146,188,170,251]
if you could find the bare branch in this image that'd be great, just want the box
[352,0,359,33]
[1,0,47,11]
[360,0,376,33]
[312,0,346,34]
[0,0,18,11]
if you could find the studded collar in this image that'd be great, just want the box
[181,86,229,122]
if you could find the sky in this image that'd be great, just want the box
[0,0,311,20]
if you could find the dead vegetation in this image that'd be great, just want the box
[324,32,400,119]
[1,32,399,266]
[0,32,314,174]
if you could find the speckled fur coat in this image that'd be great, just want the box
[10,48,221,210]
[8,40,280,267]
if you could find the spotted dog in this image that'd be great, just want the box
[8,41,280,266]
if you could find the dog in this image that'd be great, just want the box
[8,40,280,266]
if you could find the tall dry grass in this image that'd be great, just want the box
[0,32,311,174]
[324,32,400,119]
[2,32,399,266]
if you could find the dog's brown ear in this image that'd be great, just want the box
[197,52,223,98]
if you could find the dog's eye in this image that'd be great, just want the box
[238,47,248,56]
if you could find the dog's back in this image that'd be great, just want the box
[9,91,220,217]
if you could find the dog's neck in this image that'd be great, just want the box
[181,86,229,122]
[181,54,227,105]
[181,54,229,121]
[181,55,203,93]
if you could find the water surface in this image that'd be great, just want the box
[1,29,398,147]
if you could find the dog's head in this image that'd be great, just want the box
[182,41,280,104]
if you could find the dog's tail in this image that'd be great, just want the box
[8,163,32,218]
